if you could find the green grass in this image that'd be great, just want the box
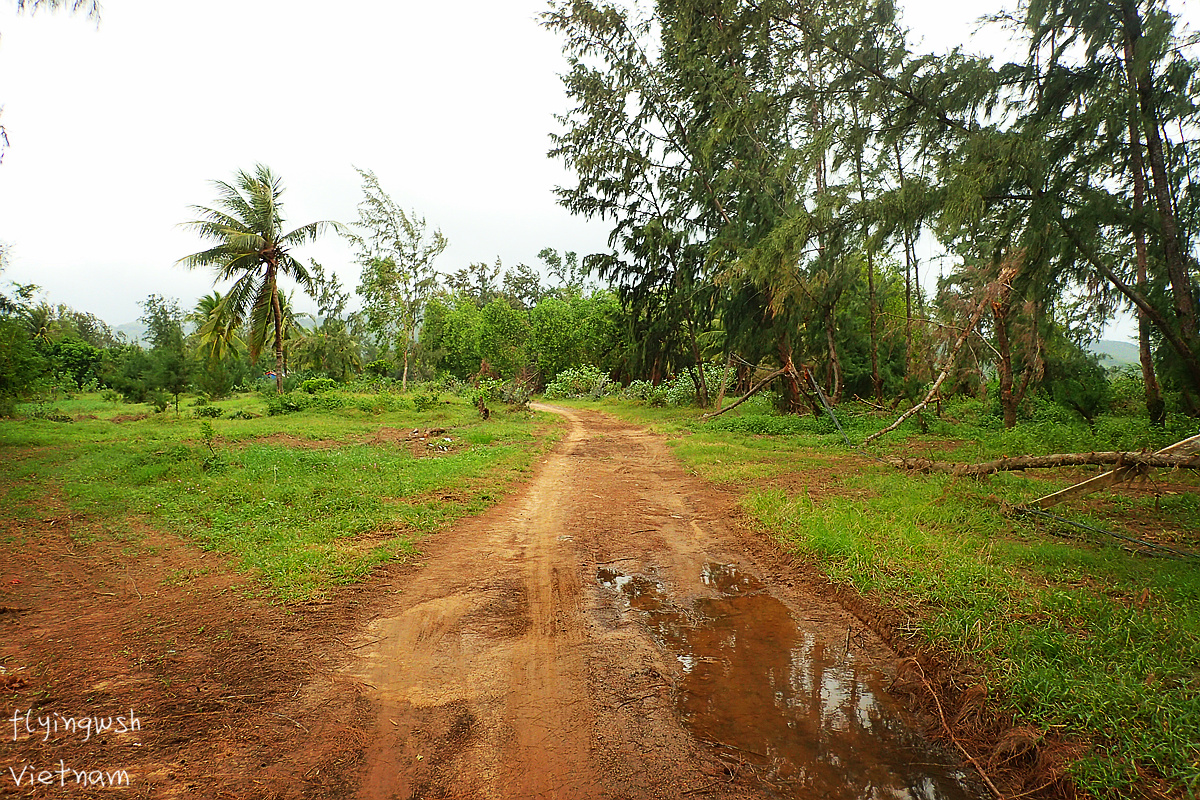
[557,395,1200,799]
[1,390,558,601]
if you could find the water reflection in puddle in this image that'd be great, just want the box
[598,563,984,799]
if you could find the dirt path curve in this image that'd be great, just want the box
[343,404,981,800]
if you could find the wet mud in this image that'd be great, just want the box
[599,563,984,798]
[344,405,992,799]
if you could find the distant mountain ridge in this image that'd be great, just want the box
[1090,339,1140,367]
[114,321,148,344]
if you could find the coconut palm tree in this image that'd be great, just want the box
[179,164,339,392]
[188,292,243,368]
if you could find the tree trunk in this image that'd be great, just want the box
[1122,0,1199,356]
[824,308,843,405]
[895,142,914,377]
[701,366,790,420]
[685,308,709,407]
[865,263,1017,444]
[1122,32,1166,424]
[851,111,882,403]
[271,277,284,394]
[993,297,1017,429]
[1054,212,1200,392]
[777,337,806,414]
[868,244,881,403]
[715,352,733,411]
[893,450,1200,476]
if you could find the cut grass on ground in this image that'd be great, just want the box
[1,391,558,601]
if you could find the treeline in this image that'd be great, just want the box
[542,0,1200,424]
[0,248,631,413]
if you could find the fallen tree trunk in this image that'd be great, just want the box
[701,367,791,420]
[1033,432,1200,508]
[891,451,1200,477]
[864,261,1020,444]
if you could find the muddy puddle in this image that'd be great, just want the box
[598,563,985,799]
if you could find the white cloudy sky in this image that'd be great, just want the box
[0,0,1188,333]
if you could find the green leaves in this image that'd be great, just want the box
[179,165,337,391]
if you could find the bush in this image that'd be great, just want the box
[413,391,441,412]
[301,377,339,394]
[544,366,610,399]
[26,403,74,423]
[149,390,170,414]
[193,405,222,418]
[226,409,257,420]
[502,380,532,410]
[365,359,391,378]
[266,393,307,416]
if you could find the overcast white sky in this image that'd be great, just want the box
[0,0,1191,335]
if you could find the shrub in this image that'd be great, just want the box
[502,381,532,410]
[354,394,405,414]
[413,391,441,412]
[365,359,391,378]
[266,394,307,416]
[544,366,610,399]
[301,377,339,394]
[149,390,170,414]
[193,405,222,418]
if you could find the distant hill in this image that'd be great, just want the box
[1090,339,1140,367]
[114,321,148,344]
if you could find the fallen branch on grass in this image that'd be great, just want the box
[864,261,1019,445]
[701,367,792,420]
[890,451,1200,477]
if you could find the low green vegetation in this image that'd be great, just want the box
[0,386,556,601]
[561,394,1200,800]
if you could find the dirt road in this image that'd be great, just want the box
[0,404,985,799]
[343,404,982,799]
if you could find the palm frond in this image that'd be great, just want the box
[278,254,316,296]
[246,275,275,364]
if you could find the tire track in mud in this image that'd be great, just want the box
[344,405,984,800]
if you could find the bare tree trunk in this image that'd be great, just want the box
[895,142,913,376]
[271,281,284,394]
[866,263,1017,444]
[715,352,733,411]
[1054,211,1200,391]
[1123,0,1199,355]
[1122,33,1166,424]
[994,296,1017,429]
[851,114,882,403]
[892,450,1200,476]
[824,308,843,405]
[685,308,709,407]
[777,337,806,414]
[868,244,881,403]
[702,367,790,420]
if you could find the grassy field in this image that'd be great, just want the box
[561,396,1200,800]
[0,388,558,601]
[4,386,1198,797]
